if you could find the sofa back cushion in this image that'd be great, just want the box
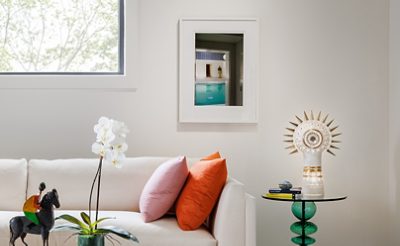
[27,157,170,212]
[0,159,27,211]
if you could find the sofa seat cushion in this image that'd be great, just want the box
[0,211,22,242]
[1,210,216,246]
[0,210,216,246]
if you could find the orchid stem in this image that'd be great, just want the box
[95,157,103,229]
[89,156,103,222]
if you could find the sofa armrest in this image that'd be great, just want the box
[246,193,256,246]
[209,178,256,246]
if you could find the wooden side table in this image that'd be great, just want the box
[262,194,347,245]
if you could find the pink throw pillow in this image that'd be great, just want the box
[139,156,189,222]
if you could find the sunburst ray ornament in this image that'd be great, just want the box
[284,110,341,198]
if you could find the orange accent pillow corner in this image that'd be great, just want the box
[201,151,221,160]
[176,156,227,231]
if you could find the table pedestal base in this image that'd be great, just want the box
[290,201,318,246]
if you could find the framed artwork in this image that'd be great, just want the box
[179,18,259,123]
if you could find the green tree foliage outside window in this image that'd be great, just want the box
[0,0,122,73]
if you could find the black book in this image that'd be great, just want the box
[268,188,302,194]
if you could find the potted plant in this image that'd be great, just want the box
[54,212,138,246]
[53,117,138,245]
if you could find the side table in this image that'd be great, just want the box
[262,194,347,245]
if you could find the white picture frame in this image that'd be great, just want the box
[179,18,259,123]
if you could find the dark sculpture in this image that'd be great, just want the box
[9,185,60,246]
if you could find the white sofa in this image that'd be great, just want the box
[0,158,256,246]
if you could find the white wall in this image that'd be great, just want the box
[390,0,400,244]
[0,0,391,245]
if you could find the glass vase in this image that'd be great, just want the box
[78,234,105,246]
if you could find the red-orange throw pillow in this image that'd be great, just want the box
[176,153,228,230]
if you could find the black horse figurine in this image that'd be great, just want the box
[9,189,60,246]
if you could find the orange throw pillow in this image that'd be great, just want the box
[176,153,228,230]
[201,152,221,160]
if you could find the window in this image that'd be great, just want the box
[0,0,124,74]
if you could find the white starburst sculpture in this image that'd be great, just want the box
[285,111,341,198]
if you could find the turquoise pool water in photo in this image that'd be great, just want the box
[195,82,226,106]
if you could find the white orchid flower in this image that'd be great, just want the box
[104,150,126,168]
[112,120,130,138]
[94,117,112,134]
[92,142,109,157]
[92,117,129,167]
[113,142,128,153]
[110,136,126,146]
[96,128,115,145]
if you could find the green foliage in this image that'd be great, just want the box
[0,0,120,72]
[53,212,139,244]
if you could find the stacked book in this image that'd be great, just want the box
[264,187,302,199]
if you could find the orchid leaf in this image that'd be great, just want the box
[79,228,92,235]
[51,225,81,232]
[91,217,115,228]
[80,212,92,228]
[96,226,139,243]
[56,214,88,230]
